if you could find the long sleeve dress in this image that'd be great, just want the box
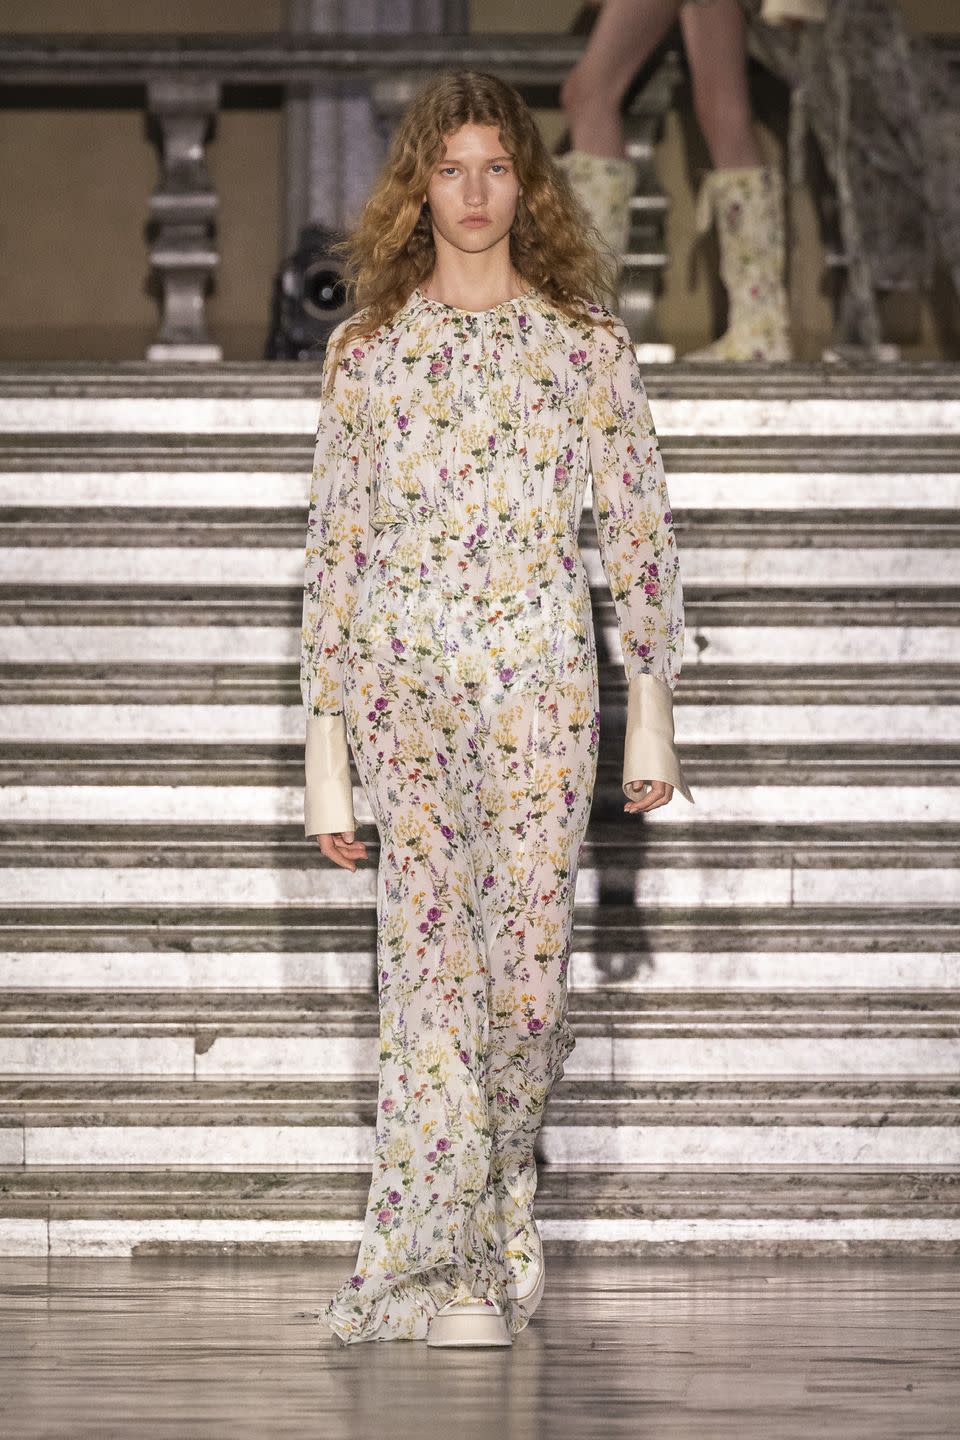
[300,283,694,1344]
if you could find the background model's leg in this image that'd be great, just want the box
[681,0,793,359]
[557,0,682,269]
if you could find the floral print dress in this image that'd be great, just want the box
[300,284,694,1345]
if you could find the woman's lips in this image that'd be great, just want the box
[460,217,491,226]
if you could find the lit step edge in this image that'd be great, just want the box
[3,547,958,586]
[3,1214,959,1258]
[2,949,958,991]
[4,626,954,665]
[0,703,956,744]
[0,1035,957,1081]
[2,470,960,509]
[1,865,959,908]
[2,786,958,824]
[2,1122,959,1168]
[1,395,958,435]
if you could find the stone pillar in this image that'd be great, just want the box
[284,1,469,248]
[145,78,222,362]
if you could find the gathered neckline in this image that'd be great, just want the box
[412,284,538,316]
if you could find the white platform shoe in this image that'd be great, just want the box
[426,1296,513,1348]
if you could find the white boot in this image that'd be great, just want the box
[505,1215,546,1315]
[556,148,636,267]
[685,163,793,361]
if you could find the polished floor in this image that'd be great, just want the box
[1,1255,958,1439]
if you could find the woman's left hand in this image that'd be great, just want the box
[624,779,674,813]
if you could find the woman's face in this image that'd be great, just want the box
[422,123,521,258]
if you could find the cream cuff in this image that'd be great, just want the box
[623,672,695,805]
[304,712,357,838]
[758,0,826,24]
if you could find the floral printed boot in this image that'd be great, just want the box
[685,163,793,361]
[556,147,636,266]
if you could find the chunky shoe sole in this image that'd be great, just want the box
[426,1297,512,1348]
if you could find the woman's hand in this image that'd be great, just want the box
[316,830,369,871]
[624,779,674,813]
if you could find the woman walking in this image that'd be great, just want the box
[300,69,694,1348]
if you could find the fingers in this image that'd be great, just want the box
[624,779,673,813]
[315,831,369,871]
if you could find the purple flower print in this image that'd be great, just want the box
[427,906,442,922]
[519,314,528,328]
[391,638,405,653]
[374,696,388,710]
[638,643,650,656]
[562,555,574,571]
[426,1151,437,1162]
[488,434,496,451]
[440,824,454,839]
[644,582,658,595]
[555,465,567,483]
[564,789,575,808]
[436,752,448,767]
[664,510,672,523]
[648,562,659,577]
[483,874,495,890]
[430,361,444,374]
[378,1208,393,1223]
[435,1138,451,1152]
[350,1274,364,1289]
[380,1097,395,1113]
[397,415,409,431]
[388,1189,402,1204]
[528,1017,545,1033]
[476,523,486,536]
[498,666,514,682]
[459,1049,470,1064]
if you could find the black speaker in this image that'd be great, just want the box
[265,224,353,360]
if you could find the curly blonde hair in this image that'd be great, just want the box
[321,68,621,390]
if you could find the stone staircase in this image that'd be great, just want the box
[1,362,958,1258]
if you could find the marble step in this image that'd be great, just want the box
[3,662,959,709]
[4,705,957,746]
[2,941,958,995]
[1,362,958,436]
[4,775,958,829]
[6,903,952,964]
[0,991,956,1082]
[5,587,959,639]
[5,543,958,589]
[5,510,960,551]
[4,618,958,669]
[0,1078,958,1166]
[3,740,958,783]
[4,1150,958,1256]
[4,820,958,868]
[3,433,959,511]
[1,839,958,911]
[1,987,957,1034]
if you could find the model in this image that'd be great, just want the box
[300,68,695,1349]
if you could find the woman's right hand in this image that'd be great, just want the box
[316,831,369,872]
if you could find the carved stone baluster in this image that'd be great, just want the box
[145,78,222,361]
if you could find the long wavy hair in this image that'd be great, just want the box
[321,68,620,389]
